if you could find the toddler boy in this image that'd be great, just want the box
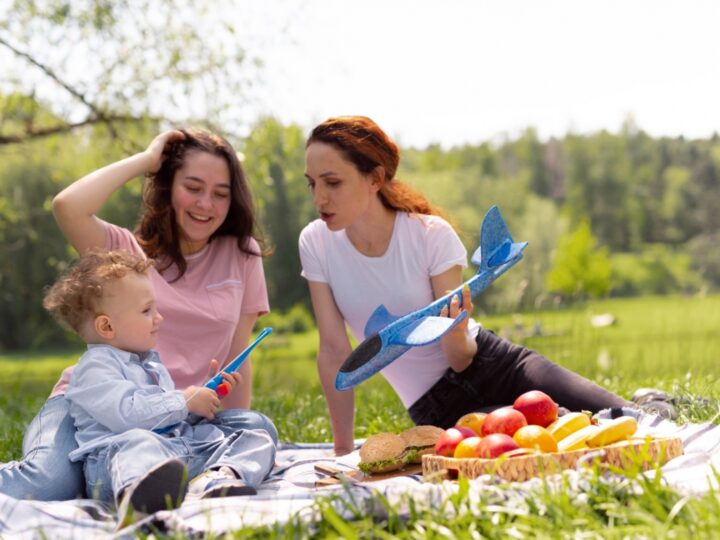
[43,249,275,523]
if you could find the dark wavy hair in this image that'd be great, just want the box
[307,116,444,217]
[136,128,262,280]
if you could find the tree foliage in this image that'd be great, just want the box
[0,0,262,145]
[242,118,315,310]
[3,114,720,349]
[545,219,612,300]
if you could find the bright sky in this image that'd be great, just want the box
[243,0,720,147]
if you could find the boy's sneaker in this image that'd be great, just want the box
[116,458,187,529]
[189,466,257,499]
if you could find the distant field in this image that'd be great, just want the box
[1,295,718,461]
[477,294,720,399]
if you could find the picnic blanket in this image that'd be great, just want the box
[1,413,719,539]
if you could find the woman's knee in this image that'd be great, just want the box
[0,450,85,500]
[0,397,86,500]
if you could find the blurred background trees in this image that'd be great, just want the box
[1,2,719,350]
[2,113,719,350]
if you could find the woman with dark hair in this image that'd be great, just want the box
[0,128,277,501]
[300,116,632,455]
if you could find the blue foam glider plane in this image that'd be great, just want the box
[335,206,527,391]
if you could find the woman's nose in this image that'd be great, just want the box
[313,185,327,207]
[195,193,212,209]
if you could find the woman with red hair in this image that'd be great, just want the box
[300,116,632,455]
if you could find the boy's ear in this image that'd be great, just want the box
[94,315,115,339]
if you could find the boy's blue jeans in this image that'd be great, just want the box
[0,397,278,501]
[84,427,276,504]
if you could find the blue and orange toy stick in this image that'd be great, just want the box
[152,327,273,434]
[207,327,273,396]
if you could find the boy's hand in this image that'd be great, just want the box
[183,386,220,419]
[217,369,243,398]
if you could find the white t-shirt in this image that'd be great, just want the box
[299,212,477,407]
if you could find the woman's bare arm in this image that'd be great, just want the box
[308,280,355,455]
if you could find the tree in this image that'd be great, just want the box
[0,160,72,349]
[0,121,155,350]
[564,132,634,250]
[0,0,271,145]
[545,219,611,300]
[242,118,314,310]
[517,128,551,198]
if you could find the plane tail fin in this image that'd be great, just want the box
[470,206,527,272]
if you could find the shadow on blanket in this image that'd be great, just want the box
[1,413,719,538]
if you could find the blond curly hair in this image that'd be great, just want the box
[43,249,154,334]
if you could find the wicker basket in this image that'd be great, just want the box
[422,436,683,482]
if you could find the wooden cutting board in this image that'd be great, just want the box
[314,462,423,487]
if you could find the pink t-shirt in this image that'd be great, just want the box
[51,223,269,396]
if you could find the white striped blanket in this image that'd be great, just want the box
[1,413,718,539]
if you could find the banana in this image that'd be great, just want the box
[586,416,638,448]
[548,412,592,442]
[557,424,601,452]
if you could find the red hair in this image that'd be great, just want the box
[307,116,443,216]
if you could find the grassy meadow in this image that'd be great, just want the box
[1,294,719,537]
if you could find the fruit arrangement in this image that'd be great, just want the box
[431,391,647,460]
[423,390,683,482]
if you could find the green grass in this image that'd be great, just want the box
[2,295,719,537]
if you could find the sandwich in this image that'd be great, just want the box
[399,425,444,463]
[358,425,445,474]
[358,432,408,474]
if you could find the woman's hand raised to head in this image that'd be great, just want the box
[53,130,183,254]
[144,130,186,174]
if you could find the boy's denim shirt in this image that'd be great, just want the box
[65,344,188,461]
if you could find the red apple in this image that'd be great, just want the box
[455,426,478,439]
[434,428,465,457]
[481,407,528,437]
[476,433,520,459]
[513,390,559,427]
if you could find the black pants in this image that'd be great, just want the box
[408,328,631,428]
